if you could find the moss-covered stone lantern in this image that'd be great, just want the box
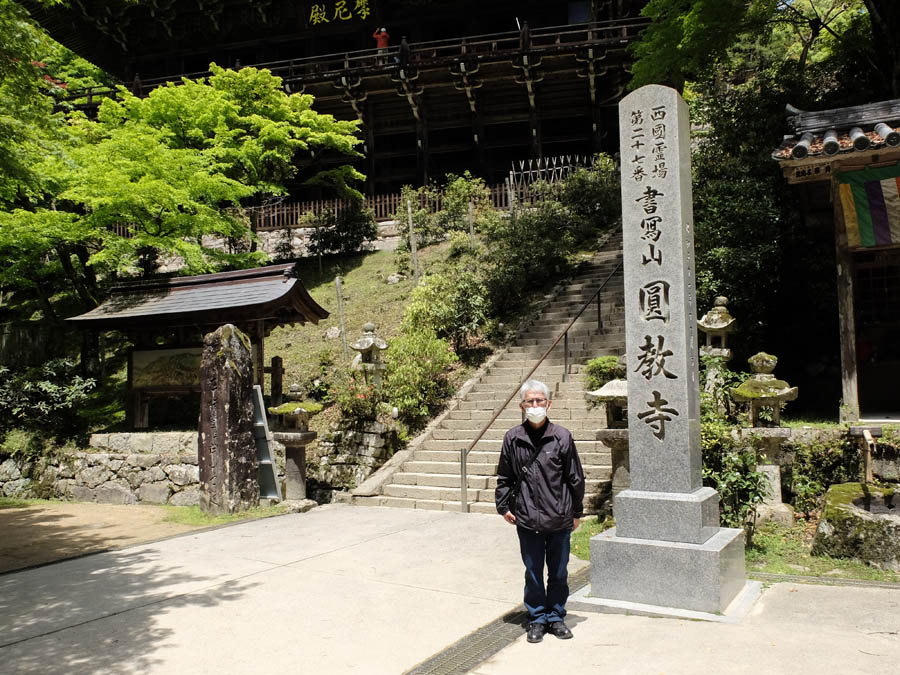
[350,322,388,391]
[730,352,798,426]
[697,296,737,362]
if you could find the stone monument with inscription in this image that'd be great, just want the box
[587,85,747,614]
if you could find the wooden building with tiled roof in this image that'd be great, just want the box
[67,264,328,428]
[773,99,900,421]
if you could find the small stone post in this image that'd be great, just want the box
[198,324,259,514]
[588,85,747,615]
[270,356,284,408]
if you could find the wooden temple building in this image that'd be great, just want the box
[773,99,900,421]
[67,264,328,428]
[25,1,649,193]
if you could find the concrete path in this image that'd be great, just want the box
[2,504,898,674]
[0,504,548,674]
[474,582,900,674]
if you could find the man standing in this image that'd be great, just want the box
[372,26,390,64]
[496,379,585,643]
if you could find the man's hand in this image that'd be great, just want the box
[503,511,516,525]
[573,518,580,531]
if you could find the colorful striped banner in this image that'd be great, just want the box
[836,163,900,248]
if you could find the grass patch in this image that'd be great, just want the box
[162,503,291,527]
[570,515,614,560]
[0,497,43,509]
[746,520,899,582]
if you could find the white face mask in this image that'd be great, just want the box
[524,407,547,424]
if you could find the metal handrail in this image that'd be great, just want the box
[459,258,622,512]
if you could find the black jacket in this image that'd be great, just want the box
[495,420,585,532]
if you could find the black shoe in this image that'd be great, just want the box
[548,621,573,639]
[526,622,546,643]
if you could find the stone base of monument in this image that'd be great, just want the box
[586,526,747,615]
[569,575,762,624]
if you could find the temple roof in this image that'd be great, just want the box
[772,99,900,164]
[67,263,328,331]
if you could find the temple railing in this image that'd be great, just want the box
[61,18,649,106]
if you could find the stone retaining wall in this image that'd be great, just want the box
[307,420,398,502]
[0,433,203,505]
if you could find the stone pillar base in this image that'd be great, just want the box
[590,526,745,614]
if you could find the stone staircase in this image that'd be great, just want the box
[354,229,626,513]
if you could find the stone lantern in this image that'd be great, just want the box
[697,296,737,362]
[730,352,798,427]
[350,322,388,391]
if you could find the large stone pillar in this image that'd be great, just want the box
[588,85,747,615]
[198,324,259,514]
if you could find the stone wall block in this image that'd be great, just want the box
[170,487,200,506]
[68,485,97,502]
[88,434,109,449]
[138,482,172,504]
[95,481,137,505]
[127,453,161,469]
[86,453,110,467]
[123,468,145,490]
[81,465,113,488]
[0,458,21,481]
[165,464,199,486]
[108,459,125,473]
[2,478,31,497]
[57,459,77,479]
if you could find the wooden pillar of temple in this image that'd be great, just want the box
[832,180,860,421]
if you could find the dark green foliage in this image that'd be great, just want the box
[383,329,458,432]
[328,374,379,421]
[307,198,378,256]
[480,198,575,316]
[0,358,95,443]
[701,421,769,536]
[402,268,489,352]
[698,356,768,542]
[583,355,624,391]
[785,436,861,516]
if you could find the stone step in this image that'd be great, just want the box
[353,496,500,513]
[420,439,613,453]
[396,463,612,482]
[447,408,603,421]
[382,479,610,503]
[435,418,603,433]
[430,426,601,441]
[456,399,596,411]
[412,449,612,465]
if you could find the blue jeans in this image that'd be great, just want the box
[517,526,571,624]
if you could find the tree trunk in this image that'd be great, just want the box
[864,0,900,97]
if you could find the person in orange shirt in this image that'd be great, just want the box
[373,26,390,63]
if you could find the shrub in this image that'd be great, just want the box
[583,355,624,391]
[0,358,95,442]
[480,198,575,316]
[401,268,488,351]
[384,328,457,432]
[328,374,379,421]
[394,184,443,249]
[438,171,493,233]
[307,198,378,256]
[701,421,769,538]
[785,436,861,516]
[557,154,620,241]
[698,356,768,543]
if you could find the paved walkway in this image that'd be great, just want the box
[1,504,898,674]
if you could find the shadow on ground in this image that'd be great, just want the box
[0,543,257,674]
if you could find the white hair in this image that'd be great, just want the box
[519,379,551,402]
